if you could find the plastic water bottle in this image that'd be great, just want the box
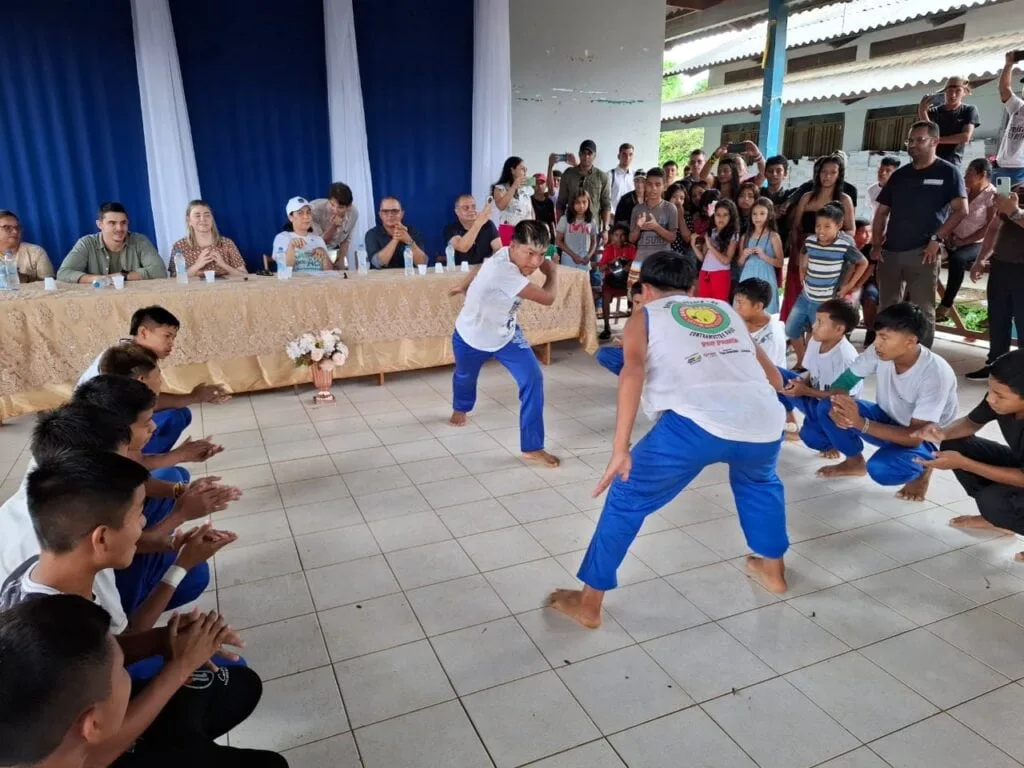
[403,245,414,277]
[1,251,18,291]
[356,243,369,275]
[445,244,455,269]
[172,246,188,285]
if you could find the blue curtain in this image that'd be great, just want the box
[0,0,155,268]
[354,0,473,261]
[171,0,332,268]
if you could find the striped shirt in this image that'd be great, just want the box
[802,234,864,302]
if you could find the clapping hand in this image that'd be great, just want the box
[176,478,243,521]
[782,377,811,397]
[173,523,238,570]
[909,423,945,443]
[171,436,223,464]
[168,609,243,673]
[829,394,862,430]
[289,237,306,250]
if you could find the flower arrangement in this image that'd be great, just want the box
[285,328,349,369]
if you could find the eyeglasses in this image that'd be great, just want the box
[0,224,19,232]
[380,208,402,215]
[904,137,934,146]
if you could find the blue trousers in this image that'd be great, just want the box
[116,467,209,618]
[777,369,833,451]
[818,400,936,486]
[596,346,624,376]
[577,412,787,591]
[142,407,192,455]
[452,328,545,453]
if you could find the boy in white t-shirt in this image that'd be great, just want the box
[448,221,561,467]
[779,299,861,458]
[549,252,789,629]
[819,302,959,501]
[733,277,794,435]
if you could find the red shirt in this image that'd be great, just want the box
[599,243,637,269]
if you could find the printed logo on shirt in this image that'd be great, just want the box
[670,302,732,335]
[923,179,944,186]
[686,353,702,365]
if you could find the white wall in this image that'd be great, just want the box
[509,0,665,178]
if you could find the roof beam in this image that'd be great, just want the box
[929,10,966,25]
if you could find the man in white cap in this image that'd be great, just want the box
[917,75,980,167]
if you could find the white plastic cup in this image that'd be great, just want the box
[416,264,427,275]
[204,270,215,283]
[278,266,293,280]
[434,263,444,274]
[111,274,125,290]
[460,261,470,273]
[43,277,56,291]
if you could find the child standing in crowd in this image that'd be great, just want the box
[628,167,677,293]
[681,181,707,242]
[691,189,720,240]
[597,225,637,340]
[549,252,788,629]
[867,156,901,219]
[665,183,689,253]
[779,299,862,457]
[449,221,560,468]
[692,198,739,301]
[555,191,599,270]
[853,219,880,347]
[736,182,759,233]
[596,281,645,376]
[785,204,869,369]
[738,197,783,314]
[818,303,959,501]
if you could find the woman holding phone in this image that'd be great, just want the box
[492,156,535,246]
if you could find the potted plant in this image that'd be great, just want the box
[285,328,349,403]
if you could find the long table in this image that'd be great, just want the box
[0,267,598,421]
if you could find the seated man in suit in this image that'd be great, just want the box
[365,196,428,269]
[57,202,166,283]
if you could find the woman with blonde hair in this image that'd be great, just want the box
[168,200,248,278]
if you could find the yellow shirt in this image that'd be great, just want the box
[12,243,54,281]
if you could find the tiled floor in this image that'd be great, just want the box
[3,332,1024,767]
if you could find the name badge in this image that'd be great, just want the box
[923,179,944,186]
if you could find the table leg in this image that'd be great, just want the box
[377,372,385,386]
[536,343,551,366]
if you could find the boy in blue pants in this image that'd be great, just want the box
[549,251,789,628]
[819,302,959,500]
[449,220,561,467]
[78,306,229,455]
[595,281,645,376]
[779,298,861,457]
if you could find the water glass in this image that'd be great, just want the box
[204,270,216,283]
[111,274,125,290]
[416,264,427,275]
[43,277,56,291]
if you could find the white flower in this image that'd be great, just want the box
[310,347,324,362]
[285,341,301,360]
[331,351,345,365]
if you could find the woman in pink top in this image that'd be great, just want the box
[937,158,997,320]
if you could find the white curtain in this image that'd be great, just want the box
[471,0,512,207]
[324,0,376,248]
[130,0,201,261]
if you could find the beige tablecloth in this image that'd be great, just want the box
[0,268,598,420]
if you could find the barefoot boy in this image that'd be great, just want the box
[448,220,560,467]
[914,350,1024,559]
[549,251,788,628]
[818,302,959,500]
[779,299,861,458]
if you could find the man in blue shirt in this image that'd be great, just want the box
[872,120,967,348]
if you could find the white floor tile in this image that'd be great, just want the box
[949,683,1024,763]
[238,613,330,680]
[629,529,721,576]
[278,475,352,508]
[217,571,314,630]
[852,519,953,564]
[484,557,575,614]
[525,740,626,768]
[853,566,978,625]
[330,446,395,473]
[319,592,424,662]
[285,497,364,536]
[719,603,849,674]
[516,607,634,667]
[431,616,550,695]
[525,513,598,556]
[702,677,859,768]
[458,526,548,571]
[463,671,601,768]
[418,476,493,509]
[354,701,491,768]
[214,538,301,587]
[928,607,1024,679]
[665,561,780,621]
[871,713,1021,768]
[609,708,757,768]
[341,465,411,496]
[911,549,1024,603]
[218,508,292,546]
[791,531,901,582]
[399,456,468,485]
[406,574,510,636]
[306,555,401,611]
[295,523,381,570]
[814,748,892,768]
[787,583,916,648]
[368,510,452,553]
[384,539,477,591]
[499,487,580,524]
[334,639,455,728]
[353,486,430,522]
[603,578,708,643]
[437,498,519,537]
[282,734,362,768]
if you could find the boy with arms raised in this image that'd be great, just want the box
[818,302,959,500]
[915,349,1024,560]
[79,305,229,454]
[549,251,789,628]
[779,299,862,457]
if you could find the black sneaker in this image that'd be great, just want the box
[598,329,611,341]
[965,367,990,381]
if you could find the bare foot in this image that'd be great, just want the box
[1014,551,1024,562]
[818,449,841,460]
[896,468,932,501]
[817,455,867,478]
[949,515,1014,534]
[547,588,601,628]
[785,430,802,443]
[449,411,467,427]
[745,555,787,594]
[523,450,560,468]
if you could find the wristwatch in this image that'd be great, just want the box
[1010,209,1023,222]
[929,234,945,246]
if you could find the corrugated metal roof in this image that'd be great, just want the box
[661,31,1024,121]
[664,0,1002,76]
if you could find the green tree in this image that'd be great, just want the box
[660,63,708,165]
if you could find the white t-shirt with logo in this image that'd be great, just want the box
[849,345,958,427]
[455,247,530,352]
[0,465,128,633]
[804,337,861,397]
[751,318,787,368]
[997,94,1024,169]
[642,296,785,442]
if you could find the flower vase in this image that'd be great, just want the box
[310,362,336,404]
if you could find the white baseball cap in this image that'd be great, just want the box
[286,196,311,215]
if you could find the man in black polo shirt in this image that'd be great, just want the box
[917,349,1024,560]
[917,77,980,167]
[872,120,967,348]
[443,195,501,266]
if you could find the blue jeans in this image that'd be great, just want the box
[785,293,821,340]
[452,327,545,453]
[577,412,786,591]
[142,407,192,455]
[596,346,624,376]
[819,400,936,485]
[777,369,833,451]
